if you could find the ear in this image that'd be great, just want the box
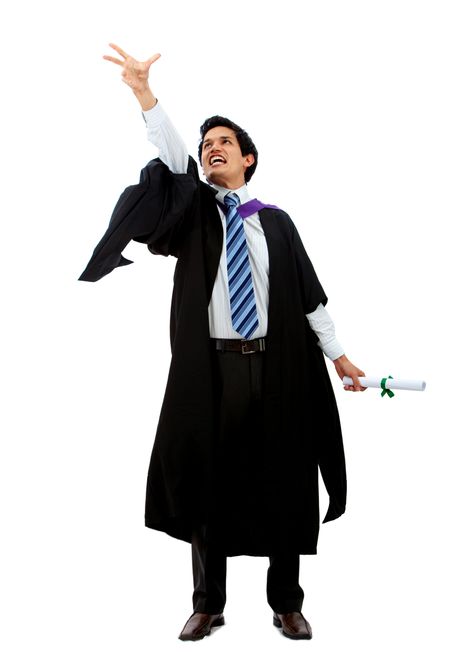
[243,153,255,169]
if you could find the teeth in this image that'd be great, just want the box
[211,156,225,164]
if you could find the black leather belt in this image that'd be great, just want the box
[212,337,266,354]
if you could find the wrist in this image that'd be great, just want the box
[133,86,157,111]
[333,354,347,364]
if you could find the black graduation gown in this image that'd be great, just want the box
[79,156,346,556]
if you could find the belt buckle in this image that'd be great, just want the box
[241,339,256,354]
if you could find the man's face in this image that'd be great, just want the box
[201,126,255,189]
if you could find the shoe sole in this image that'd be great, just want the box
[179,615,225,641]
[273,614,313,640]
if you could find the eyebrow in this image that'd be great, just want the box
[203,135,234,146]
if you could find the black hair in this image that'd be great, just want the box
[198,115,258,183]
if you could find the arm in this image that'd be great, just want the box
[289,220,366,392]
[306,303,366,392]
[305,302,344,361]
[142,102,189,174]
[103,43,189,173]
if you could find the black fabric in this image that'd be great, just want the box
[191,523,304,614]
[209,345,269,554]
[191,523,227,614]
[191,348,304,614]
[267,553,304,614]
[78,156,347,556]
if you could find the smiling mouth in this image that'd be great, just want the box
[210,155,226,167]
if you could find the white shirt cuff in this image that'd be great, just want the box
[306,302,345,361]
[141,99,166,127]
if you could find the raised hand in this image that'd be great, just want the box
[103,43,161,95]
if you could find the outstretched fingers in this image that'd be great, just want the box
[108,42,130,59]
[103,45,161,71]
[103,55,124,66]
[103,43,130,66]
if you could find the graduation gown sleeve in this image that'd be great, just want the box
[290,220,329,315]
[78,157,198,282]
[287,215,346,523]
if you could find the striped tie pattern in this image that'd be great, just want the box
[224,192,259,339]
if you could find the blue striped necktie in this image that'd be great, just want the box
[223,192,259,340]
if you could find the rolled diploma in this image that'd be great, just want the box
[342,376,426,391]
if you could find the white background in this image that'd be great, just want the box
[1,0,448,649]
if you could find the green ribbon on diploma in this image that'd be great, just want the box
[380,376,395,398]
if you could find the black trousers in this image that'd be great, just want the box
[191,341,305,615]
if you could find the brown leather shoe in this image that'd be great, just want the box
[273,611,312,639]
[178,611,225,641]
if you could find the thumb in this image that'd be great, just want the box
[354,369,367,391]
[146,53,162,66]
[352,372,363,390]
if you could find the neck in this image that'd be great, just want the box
[211,181,246,193]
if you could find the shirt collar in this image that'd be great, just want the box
[212,182,250,206]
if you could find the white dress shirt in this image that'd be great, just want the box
[141,102,345,361]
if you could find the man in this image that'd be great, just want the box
[79,43,366,641]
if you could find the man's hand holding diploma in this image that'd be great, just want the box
[333,355,367,392]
